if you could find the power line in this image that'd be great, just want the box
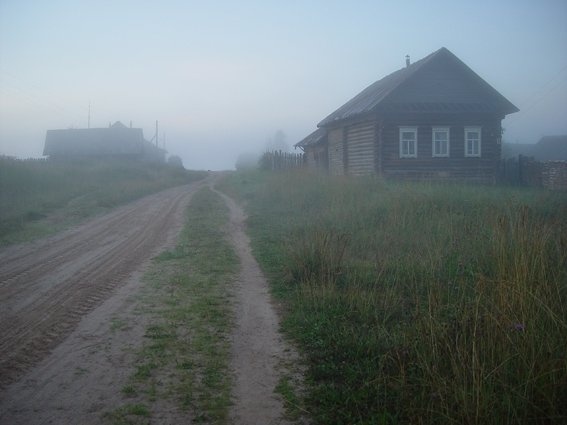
[520,64,567,114]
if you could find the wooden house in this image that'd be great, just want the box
[295,128,328,171]
[44,121,166,163]
[296,47,519,183]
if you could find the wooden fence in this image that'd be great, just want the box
[259,150,305,171]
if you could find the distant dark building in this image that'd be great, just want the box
[296,47,519,183]
[533,135,567,161]
[43,121,166,163]
[502,135,567,161]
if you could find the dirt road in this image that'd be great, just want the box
[0,181,203,390]
[0,178,304,424]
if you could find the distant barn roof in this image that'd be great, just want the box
[43,121,165,159]
[318,47,519,127]
[294,128,327,149]
[535,135,567,161]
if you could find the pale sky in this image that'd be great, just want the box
[1,0,566,170]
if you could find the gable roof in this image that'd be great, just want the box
[318,47,519,127]
[294,128,327,149]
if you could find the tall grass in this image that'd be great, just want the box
[0,156,206,244]
[220,170,567,424]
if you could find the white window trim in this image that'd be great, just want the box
[399,127,417,158]
[432,127,450,158]
[464,126,482,157]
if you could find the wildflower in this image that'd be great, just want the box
[513,323,525,332]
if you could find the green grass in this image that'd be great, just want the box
[0,156,207,245]
[219,170,567,425]
[106,187,238,424]
[104,403,151,425]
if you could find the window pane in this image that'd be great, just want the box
[402,132,415,140]
[434,131,448,141]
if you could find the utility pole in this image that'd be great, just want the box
[155,120,158,147]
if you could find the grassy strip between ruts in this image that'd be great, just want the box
[104,186,238,425]
[219,170,567,425]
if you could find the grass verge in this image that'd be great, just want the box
[219,169,567,425]
[0,157,207,245]
[104,186,238,424]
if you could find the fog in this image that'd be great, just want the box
[1,0,566,170]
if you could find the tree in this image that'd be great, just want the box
[265,130,289,152]
[167,155,184,168]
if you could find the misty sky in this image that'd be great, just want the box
[1,0,566,170]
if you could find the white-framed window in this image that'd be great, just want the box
[432,127,450,157]
[399,127,417,158]
[464,127,481,157]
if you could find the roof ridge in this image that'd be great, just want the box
[318,48,454,127]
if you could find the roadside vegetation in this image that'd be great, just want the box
[0,156,207,245]
[106,187,238,424]
[220,170,567,425]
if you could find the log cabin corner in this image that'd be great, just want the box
[295,47,519,183]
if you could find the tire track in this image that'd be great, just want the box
[0,180,205,389]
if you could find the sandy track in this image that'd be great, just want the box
[0,181,204,390]
[214,187,301,425]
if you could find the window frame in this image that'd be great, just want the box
[399,127,418,158]
[432,127,450,158]
[464,126,482,157]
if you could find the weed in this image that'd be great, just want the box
[221,170,567,425]
[74,367,89,376]
[116,187,238,423]
[275,374,308,421]
[121,385,137,397]
[103,403,151,425]
[110,318,128,332]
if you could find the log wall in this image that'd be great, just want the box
[328,128,344,175]
[346,122,375,176]
[380,113,503,183]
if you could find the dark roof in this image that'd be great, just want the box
[502,136,567,161]
[535,135,567,161]
[110,121,129,129]
[501,142,535,159]
[294,128,327,149]
[318,47,519,127]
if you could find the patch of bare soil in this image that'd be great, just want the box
[214,187,303,425]
[0,180,206,424]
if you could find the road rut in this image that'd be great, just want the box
[0,181,204,389]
